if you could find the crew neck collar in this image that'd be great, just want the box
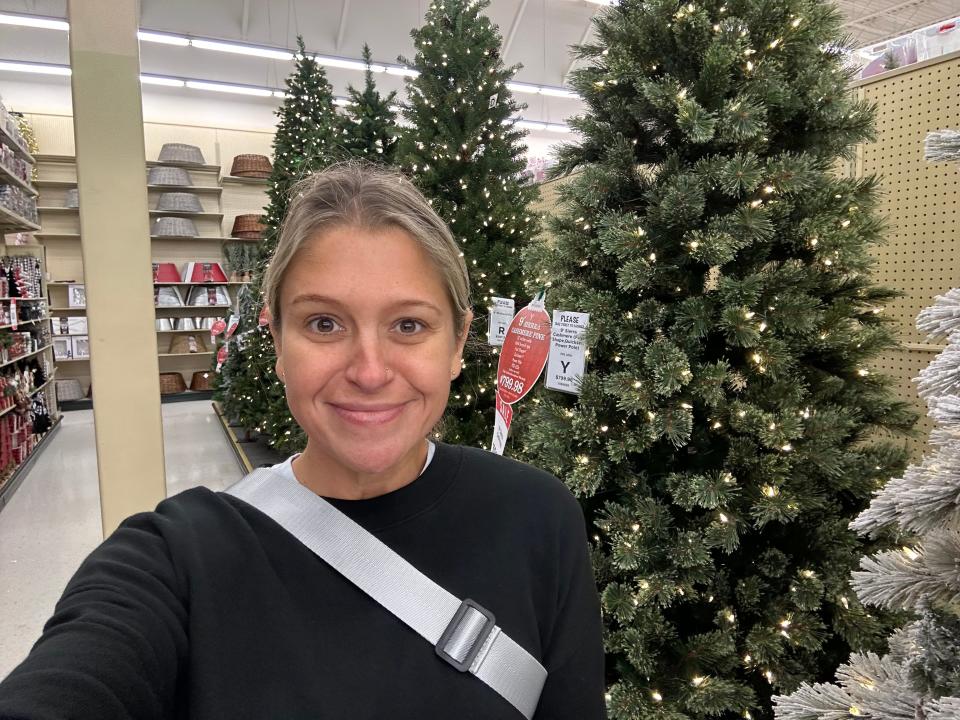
[286,441,462,531]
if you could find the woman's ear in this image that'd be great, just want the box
[450,309,474,379]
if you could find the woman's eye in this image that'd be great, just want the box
[309,316,343,334]
[396,319,425,335]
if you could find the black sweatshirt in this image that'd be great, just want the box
[0,442,606,719]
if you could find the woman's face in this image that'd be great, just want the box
[273,224,470,475]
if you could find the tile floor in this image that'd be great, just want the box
[0,401,244,679]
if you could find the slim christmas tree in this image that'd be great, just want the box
[517,0,915,717]
[396,0,538,447]
[341,44,399,164]
[216,37,342,452]
[772,134,960,720]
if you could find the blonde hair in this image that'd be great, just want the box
[263,161,471,334]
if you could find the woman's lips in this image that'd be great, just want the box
[330,403,407,426]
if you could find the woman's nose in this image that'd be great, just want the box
[344,334,392,390]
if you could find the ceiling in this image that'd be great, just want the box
[0,0,957,127]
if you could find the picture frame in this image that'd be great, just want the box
[71,335,90,359]
[53,337,73,360]
[68,284,86,308]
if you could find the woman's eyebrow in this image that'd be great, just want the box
[290,294,442,314]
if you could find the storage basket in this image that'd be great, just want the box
[55,379,83,402]
[64,188,79,208]
[148,166,192,186]
[157,143,205,165]
[169,334,207,355]
[156,192,203,214]
[190,370,213,391]
[231,214,266,239]
[156,318,175,331]
[152,262,181,283]
[179,317,197,331]
[159,372,187,394]
[152,216,198,237]
[154,286,185,307]
[230,154,272,178]
[187,286,230,306]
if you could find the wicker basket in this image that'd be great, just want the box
[64,188,79,208]
[159,372,187,394]
[231,214,266,239]
[157,143,205,165]
[230,154,272,178]
[55,379,84,402]
[190,370,213,391]
[148,166,192,186]
[169,334,207,354]
[152,216,198,237]
[156,192,203,213]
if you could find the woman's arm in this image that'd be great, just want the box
[535,493,607,720]
[0,506,188,720]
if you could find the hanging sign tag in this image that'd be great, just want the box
[9,299,17,331]
[489,291,551,454]
[216,344,229,372]
[487,297,514,347]
[545,310,590,395]
[490,392,514,456]
[224,314,240,340]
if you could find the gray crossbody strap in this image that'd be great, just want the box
[226,468,547,719]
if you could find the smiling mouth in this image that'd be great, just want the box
[330,403,408,426]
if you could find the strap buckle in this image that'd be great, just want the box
[435,598,497,673]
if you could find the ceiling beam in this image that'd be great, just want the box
[335,0,351,52]
[563,11,597,85]
[240,0,250,39]
[503,0,530,58]
[843,0,926,26]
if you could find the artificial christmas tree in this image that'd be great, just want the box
[517,0,915,717]
[772,133,960,720]
[397,0,538,448]
[341,44,399,164]
[215,37,341,452]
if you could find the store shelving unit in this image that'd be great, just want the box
[33,151,268,406]
[0,111,62,509]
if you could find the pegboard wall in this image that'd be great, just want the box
[853,50,960,459]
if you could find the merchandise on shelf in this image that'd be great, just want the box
[182,262,227,283]
[230,154,272,178]
[157,143,205,165]
[0,144,31,186]
[0,101,31,156]
[186,285,230,307]
[0,184,38,224]
[1,254,44,299]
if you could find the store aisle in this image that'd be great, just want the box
[0,400,244,679]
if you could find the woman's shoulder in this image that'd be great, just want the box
[447,444,583,521]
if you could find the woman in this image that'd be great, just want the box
[0,163,606,719]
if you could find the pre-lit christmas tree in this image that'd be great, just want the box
[341,44,399,164]
[215,37,342,452]
[517,1,915,717]
[397,0,539,447]
[774,288,960,720]
[772,131,960,720]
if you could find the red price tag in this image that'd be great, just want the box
[215,344,229,372]
[225,314,240,340]
[210,319,227,337]
[495,292,551,405]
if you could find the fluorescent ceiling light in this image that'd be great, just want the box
[190,39,293,61]
[540,87,579,99]
[0,12,68,31]
[273,90,288,98]
[386,66,419,78]
[507,82,541,95]
[140,74,185,87]
[515,120,548,131]
[0,60,71,76]
[584,0,615,5]
[316,55,385,73]
[333,97,353,107]
[185,80,273,97]
[138,31,189,46]
[545,123,572,133]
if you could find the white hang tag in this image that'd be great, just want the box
[490,391,514,456]
[545,310,589,395]
[487,297,515,347]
